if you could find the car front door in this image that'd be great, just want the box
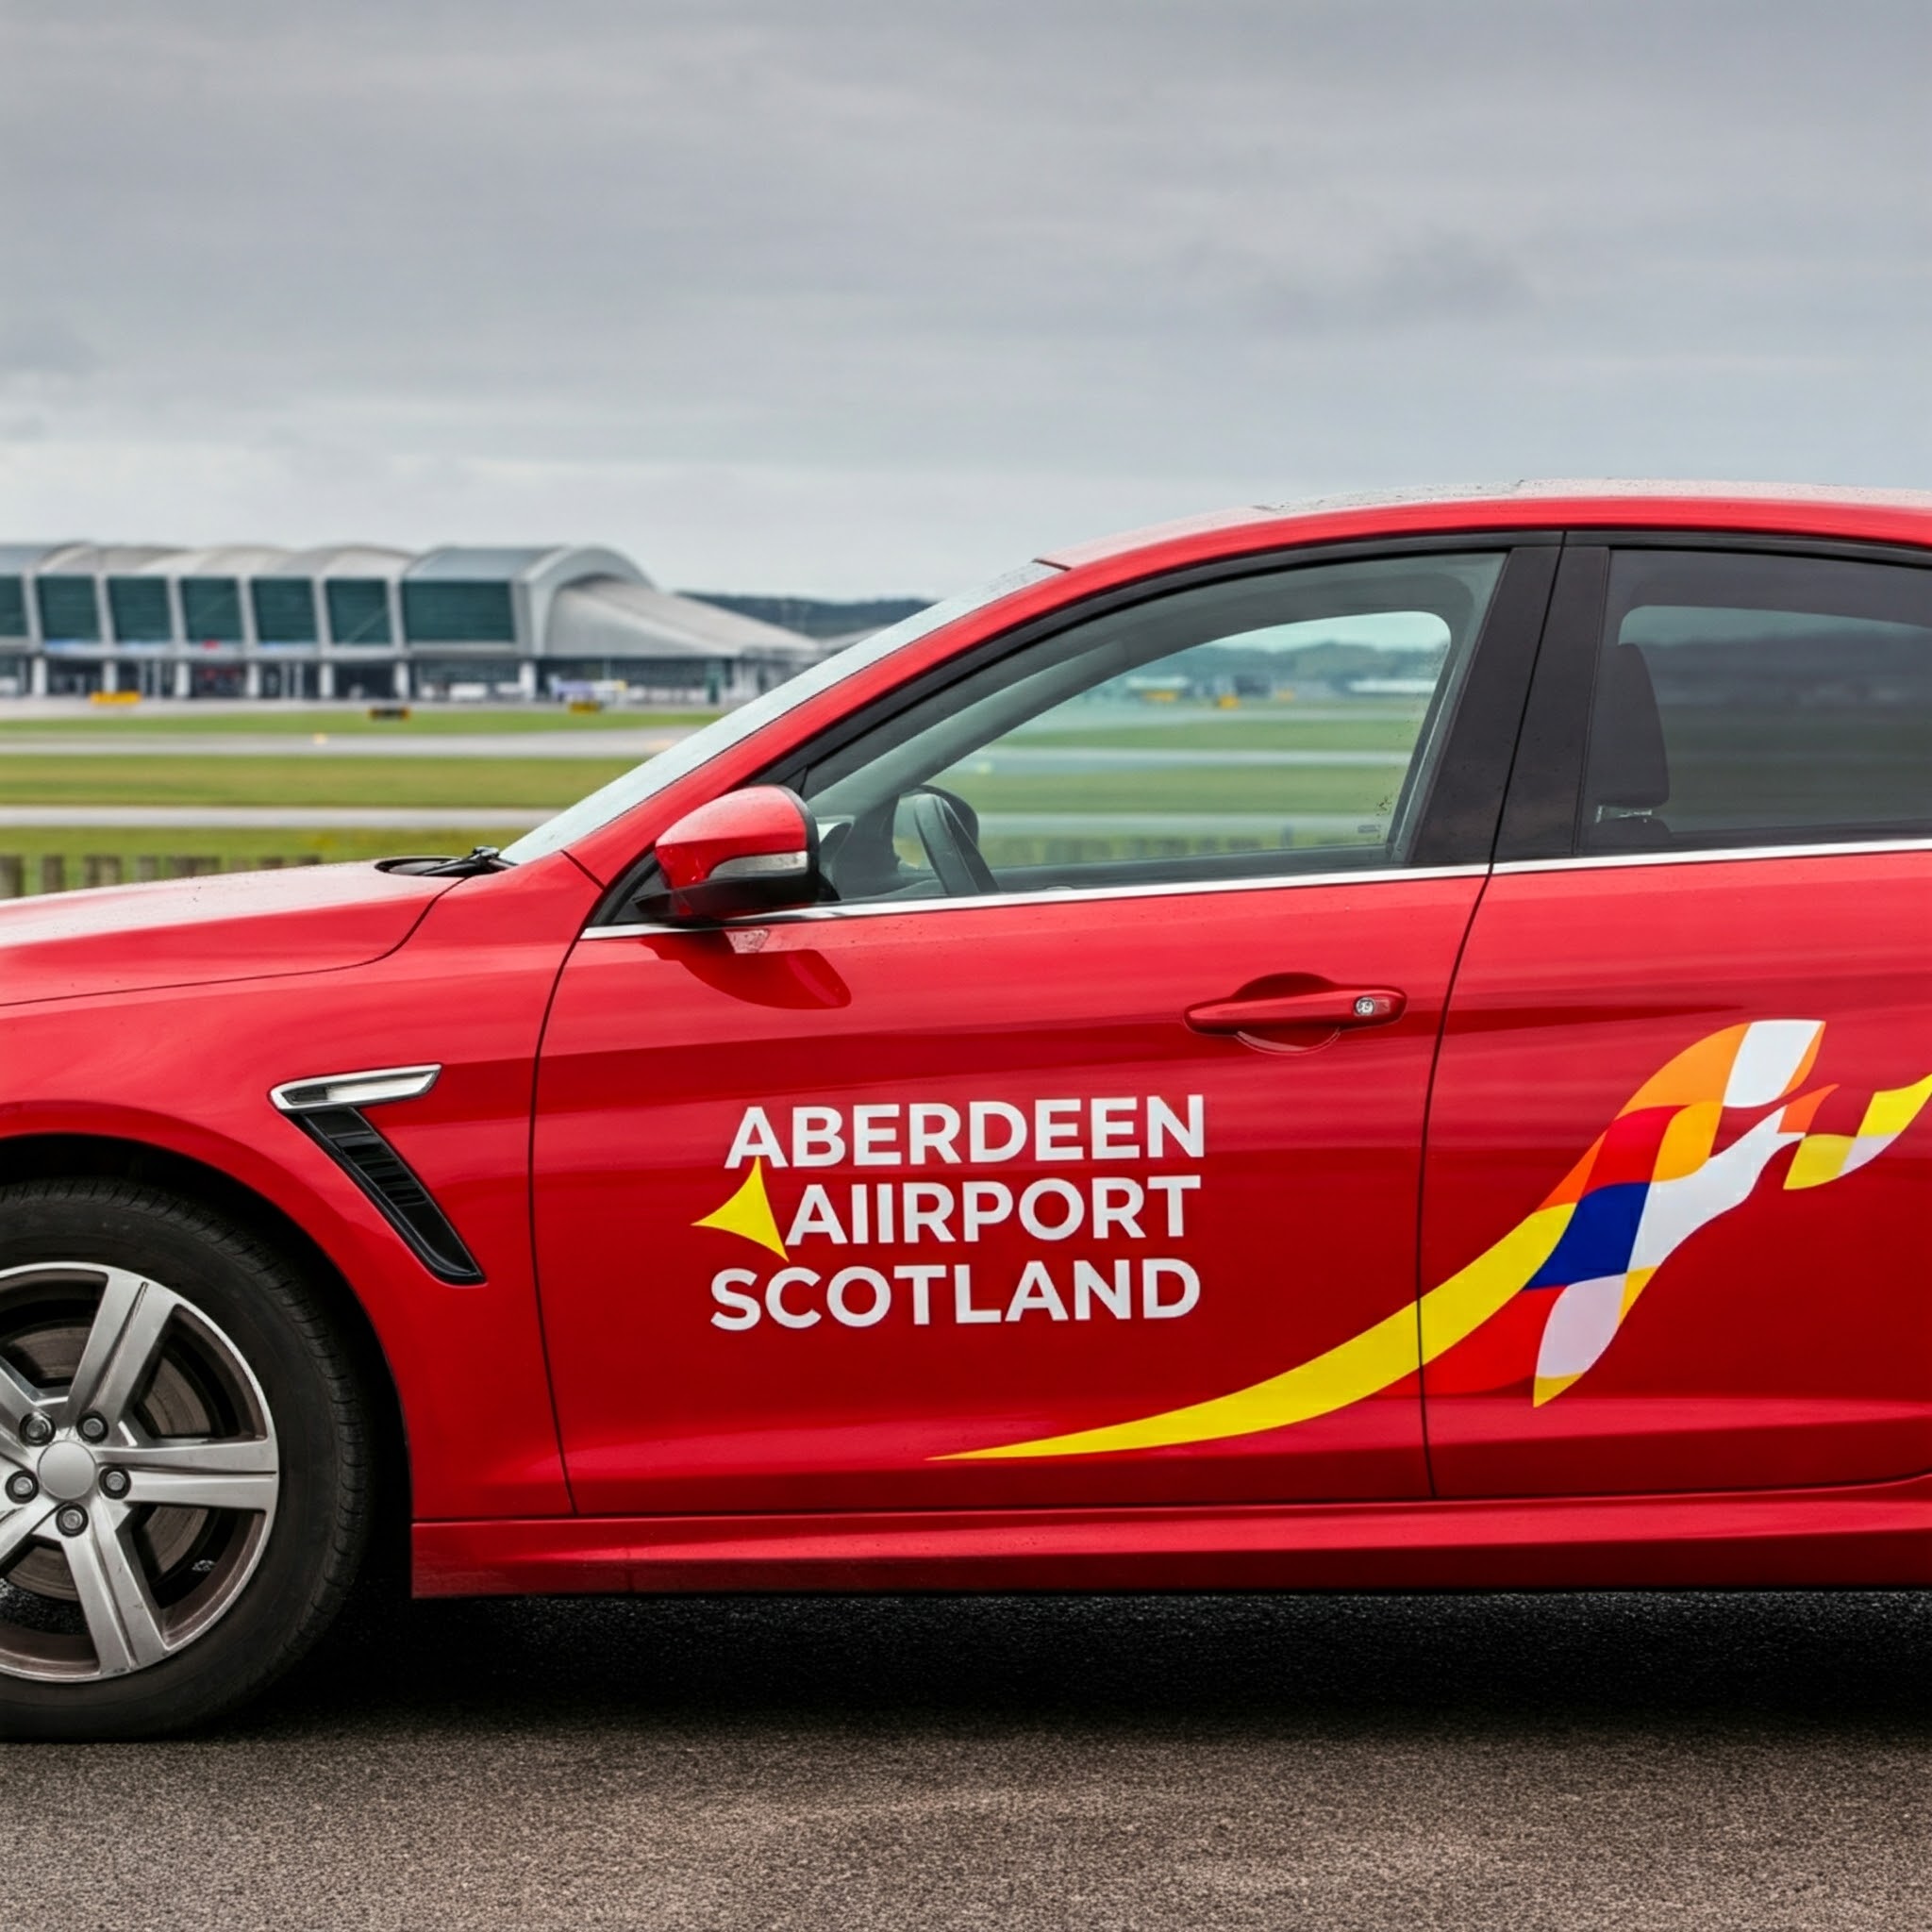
[1422,541,1932,1496]
[532,541,1556,1515]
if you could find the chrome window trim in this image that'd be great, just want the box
[1494,836,1932,875]
[581,861,1491,940]
[581,836,1932,940]
[269,1064,442,1113]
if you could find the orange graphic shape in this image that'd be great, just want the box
[1624,1024,1751,1114]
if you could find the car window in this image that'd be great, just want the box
[499,560,1061,864]
[1582,550,1932,854]
[798,552,1504,905]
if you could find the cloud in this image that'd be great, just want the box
[1246,237,1538,335]
[0,1,1926,590]
[0,315,102,381]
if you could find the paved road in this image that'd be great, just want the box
[4,1590,1925,1928]
[0,807,1373,837]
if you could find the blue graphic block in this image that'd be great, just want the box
[1525,1180,1649,1291]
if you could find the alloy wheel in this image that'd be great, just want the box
[0,1262,280,1683]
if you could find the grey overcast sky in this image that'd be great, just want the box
[1,1,1926,594]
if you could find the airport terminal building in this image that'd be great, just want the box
[0,542,816,703]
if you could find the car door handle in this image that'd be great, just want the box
[1185,986,1406,1034]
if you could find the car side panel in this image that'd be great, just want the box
[1422,852,1932,1495]
[0,855,598,1520]
[531,874,1483,1515]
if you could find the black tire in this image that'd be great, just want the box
[0,1178,369,1740]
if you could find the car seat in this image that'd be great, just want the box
[1583,643,1672,849]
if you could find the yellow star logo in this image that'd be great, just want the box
[692,1158,789,1258]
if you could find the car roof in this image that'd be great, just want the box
[1037,480,1932,570]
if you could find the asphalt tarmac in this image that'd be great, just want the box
[2,1589,1926,1930]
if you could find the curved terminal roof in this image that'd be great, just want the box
[152,546,295,578]
[0,539,808,662]
[549,578,816,663]
[272,545,415,579]
[0,544,82,574]
[407,544,647,588]
[28,544,177,576]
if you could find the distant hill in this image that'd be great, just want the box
[681,592,932,642]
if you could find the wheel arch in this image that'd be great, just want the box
[0,1131,411,1577]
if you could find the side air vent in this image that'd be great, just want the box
[270,1067,484,1285]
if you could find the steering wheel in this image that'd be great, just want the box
[905,788,998,896]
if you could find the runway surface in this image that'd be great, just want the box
[3,1589,1925,1928]
[0,807,1366,835]
[0,735,1399,770]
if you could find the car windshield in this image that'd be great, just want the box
[500,560,1062,863]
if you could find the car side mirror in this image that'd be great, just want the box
[648,785,824,924]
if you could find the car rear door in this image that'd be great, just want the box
[531,540,1557,1516]
[1422,539,1932,1497]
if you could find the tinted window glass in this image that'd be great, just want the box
[1583,551,1932,853]
[108,577,173,641]
[326,579,392,645]
[181,577,243,642]
[801,552,1503,904]
[36,576,100,642]
[252,578,318,643]
[0,577,25,638]
[402,581,515,643]
[503,559,1059,865]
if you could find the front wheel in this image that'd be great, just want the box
[0,1179,370,1739]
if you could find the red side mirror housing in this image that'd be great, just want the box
[649,785,823,924]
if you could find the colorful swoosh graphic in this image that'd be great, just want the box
[953,1021,1932,1460]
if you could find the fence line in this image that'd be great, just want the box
[0,853,324,896]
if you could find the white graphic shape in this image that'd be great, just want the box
[1534,1274,1631,1385]
[1628,1110,1798,1275]
[1723,1021,1822,1108]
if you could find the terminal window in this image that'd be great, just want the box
[253,579,319,643]
[36,576,101,641]
[108,577,174,642]
[0,577,25,638]
[325,579,392,645]
[181,577,244,642]
[402,581,516,644]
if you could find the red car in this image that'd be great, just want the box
[7,481,1932,1740]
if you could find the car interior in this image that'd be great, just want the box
[794,557,1501,906]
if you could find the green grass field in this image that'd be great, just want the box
[1,824,517,884]
[0,696,1430,894]
[0,724,644,887]
[1015,708,1425,754]
[942,765,1401,819]
[0,707,718,737]
[0,753,1402,818]
[8,691,1895,899]
[0,756,634,809]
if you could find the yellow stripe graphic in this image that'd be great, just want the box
[950,1204,1572,1459]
